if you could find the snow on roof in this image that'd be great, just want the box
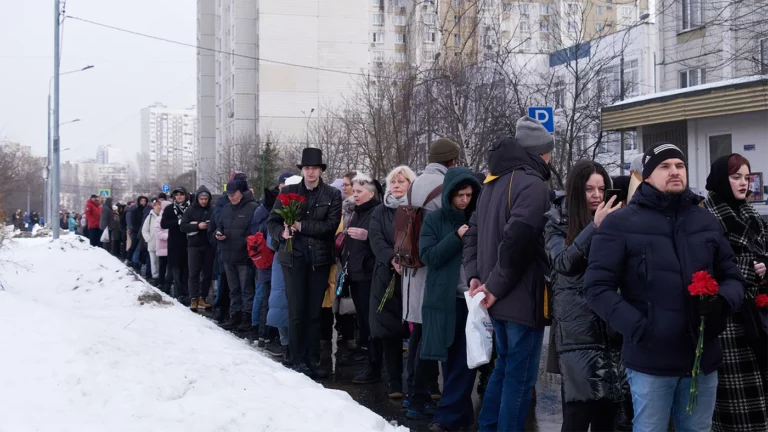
[605,75,768,110]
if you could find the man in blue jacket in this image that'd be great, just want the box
[584,143,745,432]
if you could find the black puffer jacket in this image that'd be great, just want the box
[161,187,190,266]
[267,178,342,268]
[368,203,407,339]
[341,198,380,281]
[131,196,148,231]
[544,197,623,403]
[180,186,213,248]
[217,192,258,264]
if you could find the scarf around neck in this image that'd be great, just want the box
[384,191,408,209]
[173,201,188,220]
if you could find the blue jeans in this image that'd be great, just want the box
[253,280,265,326]
[626,368,718,432]
[433,299,477,430]
[278,326,289,346]
[478,318,544,432]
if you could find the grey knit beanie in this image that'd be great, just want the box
[515,116,554,156]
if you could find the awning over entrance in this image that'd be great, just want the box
[601,75,768,131]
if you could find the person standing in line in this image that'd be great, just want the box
[99,197,115,250]
[128,196,148,270]
[402,138,461,417]
[369,165,417,400]
[181,186,215,312]
[583,143,745,432]
[107,204,122,257]
[419,167,481,430]
[545,160,624,432]
[142,199,163,286]
[266,148,342,379]
[339,173,382,383]
[251,172,293,346]
[704,153,768,432]
[155,200,172,294]
[464,117,554,432]
[161,187,191,305]
[329,172,359,351]
[216,181,258,331]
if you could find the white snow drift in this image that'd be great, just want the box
[0,236,407,432]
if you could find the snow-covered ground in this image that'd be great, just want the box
[0,236,407,432]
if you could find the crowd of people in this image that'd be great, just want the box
[69,115,765,432]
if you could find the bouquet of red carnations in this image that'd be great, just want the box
[274,193,305,253]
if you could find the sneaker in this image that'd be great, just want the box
[338,349,367,366]
[406,401,437,420]
[388,379,404,399]
[352,365,382,384]
[189,298,199,311]
[265,341,284,357]
[429,384,442,401]
[257,338,267,349]
[248,327,259,342]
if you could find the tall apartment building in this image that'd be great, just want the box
[196,0,370,186]
[95,145,124,165]
[140,103,198,184]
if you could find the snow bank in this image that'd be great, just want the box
[0,236,407,432]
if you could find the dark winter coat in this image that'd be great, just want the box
[463,136,552,328]
[131,196,148,232]
[125,205,136,232]
[217,192,258,265]
[420,167,481,362]
[99,198,114,231]
[208,193,230,278]
[160,188,190,266]
[85,199,101,229]
[180,186,213,249]
[368,203,407,339]
[584,183,745,377]
[250,187,279,282]
[267,178,343,268]
[340,198,380,282]
[545,197,623,403]
[107,210,121,239]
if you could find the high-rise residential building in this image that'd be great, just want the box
[196,0,370,186]
[140,103,198,184]
[96,145,124,165]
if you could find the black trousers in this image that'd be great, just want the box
[407,322,440,404]
[350,280,372,351]
[171,251,189,301]
[188,246,214,299]
[370,337,404,390]
[282,260,330,366]
[561,400,620,432]
[157,256,168,293]
[88,228,102,247]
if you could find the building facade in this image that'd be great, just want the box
[140,103,198,184]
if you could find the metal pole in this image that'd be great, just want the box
[46,94,51,226]
[52,0,61,239]
[619,55,626,176]
[27,185,31,215]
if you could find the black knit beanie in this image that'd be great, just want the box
[642,143,686,180]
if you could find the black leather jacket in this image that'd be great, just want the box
[267,178,342,268]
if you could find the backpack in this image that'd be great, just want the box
[393,183,443,268]
[247,232,275,270]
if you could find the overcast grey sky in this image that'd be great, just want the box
[0,0,196,164]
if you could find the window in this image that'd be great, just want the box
[540,22,549,32]
[679,68,706,88]
[424,13,436,25]
[520,21,529,32]
[373,51,385,62]
[455,14,461,24]
[522,39,531,52]
[597,66,620,100]
[425,30,436,42]
[623,59,639,96]
[554,81,565,108]
[595,23,604,32]
[540,4,548,15]
[680,0,702,31]
[760,39,768,74]
[396,52,406,63]
[567,3,580,15]
[372,32,384,43]
[618,5,635,28]
[596,5,604,15]
[394,15,406,26]
[395,33,406,44]
[372,0,382,7]
[454,33,462,45]
[503,3,513,13]
[454,0,461,7]
[519,3,529,17]
[231,73,235,90]
[539,40,550,52]
[373,13,384,25]
[567,21,577,32]
[709,134,733,163]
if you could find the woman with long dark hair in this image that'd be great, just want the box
[704,153,768,432]
[545,160,624,431]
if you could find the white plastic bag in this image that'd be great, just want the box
[100,229,110,243]
[465,291,493,369]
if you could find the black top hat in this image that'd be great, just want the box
[297,147,327,171]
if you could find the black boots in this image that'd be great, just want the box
[237,313,252,332]
[219,312,242,330]
[352,364,382,384]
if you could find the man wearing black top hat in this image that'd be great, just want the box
[267,148,342,379]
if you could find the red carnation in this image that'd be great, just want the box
[756,294,768,309]
[688,271,720,297]
[277,194,290,206]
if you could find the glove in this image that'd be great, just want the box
[697,295,728,318]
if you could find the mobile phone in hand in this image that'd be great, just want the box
[604,189,623,206]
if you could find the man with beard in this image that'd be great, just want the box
[161,187,191,305]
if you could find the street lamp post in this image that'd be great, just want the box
[46,65,92,228]
[301,108,315,145]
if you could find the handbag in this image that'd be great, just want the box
[333,263,356,315]
[334,231,346,260]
